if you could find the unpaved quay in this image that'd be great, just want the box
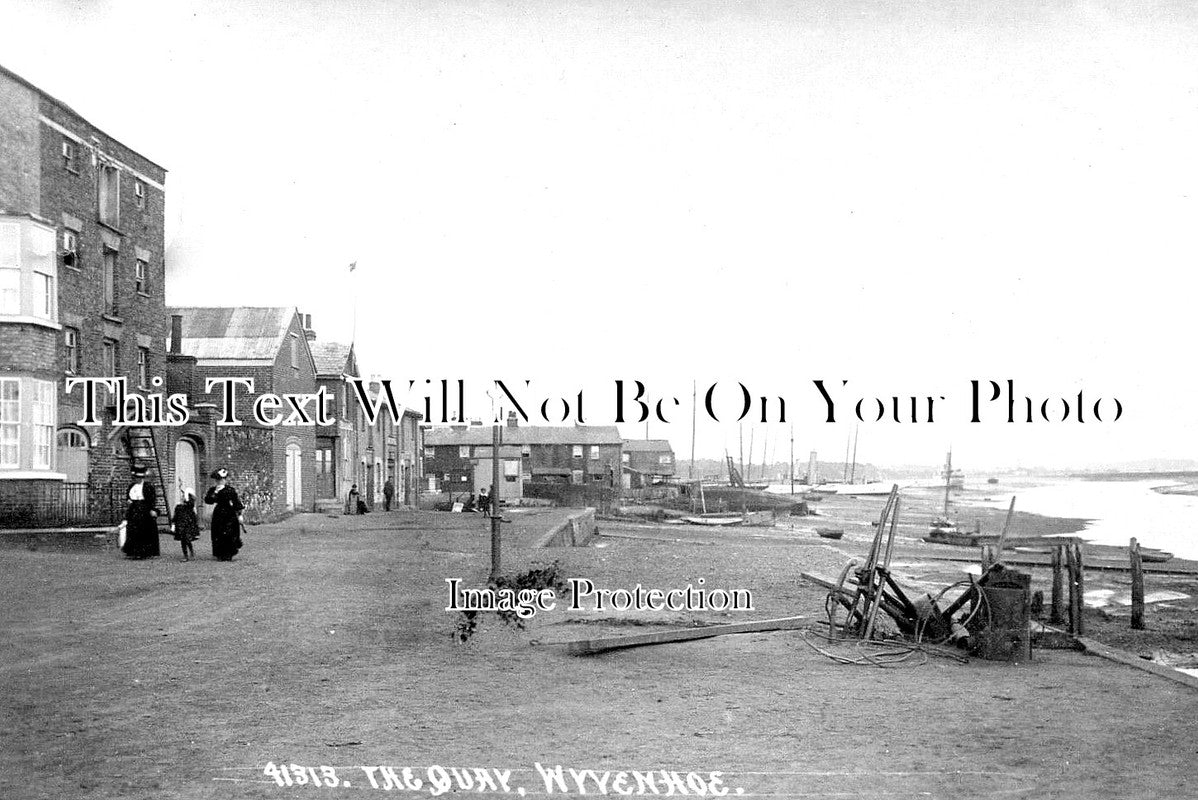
[1,508,1196,800]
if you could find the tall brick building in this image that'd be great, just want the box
[1,63,170,522]
[167,306,319,517]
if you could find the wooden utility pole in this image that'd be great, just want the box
[490,422,501,581]
[1050,545,1065,624]
[1130,537,1145,630]
[789,424,794,496]
[689,381,696,481]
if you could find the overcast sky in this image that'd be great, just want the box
[2,0,1196,471]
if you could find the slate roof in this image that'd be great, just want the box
[423,425,623,446]
[311,341,354,376]
[622,439,674,453]
[168,307,299,363]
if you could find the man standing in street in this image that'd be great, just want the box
[383,478,395,511]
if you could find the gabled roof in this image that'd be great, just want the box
[424,425,623,446]
[622,439,674,453]
[311,341,355,376]
[168,306,303,364]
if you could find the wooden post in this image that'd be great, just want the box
[489,423,501,581]
[1071,541,1085,636]
[981,544,997,571]
[1050,545,1065,624]
[1064,543,1078,634]
[1130,537,1145,630]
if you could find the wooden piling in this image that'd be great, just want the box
[1050,545,1064,624]
[1071,541,1085,636]
[1130,537,1145,630]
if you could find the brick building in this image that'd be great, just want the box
[621,438,676,489]
[1,63,172,524]
[423,416,622,501]
[167,306,318,517]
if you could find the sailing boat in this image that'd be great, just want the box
[923,449,983,546]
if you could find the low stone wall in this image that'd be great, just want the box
[535,508,597,548]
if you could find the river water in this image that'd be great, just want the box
[957,476,1198,560]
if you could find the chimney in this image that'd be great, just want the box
[302,312,316,341]
[507,411,518,428]
[368,374,381,396]
[170,315,182,354]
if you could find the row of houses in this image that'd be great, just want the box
[0,62,677,526]
[0,63,418,525]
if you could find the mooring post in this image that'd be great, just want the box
[1072,541,1085,636]
[1130,537,1145,630]
[1064,543,1078,634]
[1050,545,1064,624]
[981,544,997,571]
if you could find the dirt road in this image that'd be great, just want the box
[1,508,1195,800]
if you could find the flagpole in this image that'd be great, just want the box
[348,260,358,345]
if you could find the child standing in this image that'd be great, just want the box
[172,488,200,561]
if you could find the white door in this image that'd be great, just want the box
[173,438,198,508]
[56,430,90,483]
[285,442,302,510]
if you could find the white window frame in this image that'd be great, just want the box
[459,445,470,458]
[137,347,149,388]
[61,229,78,269]
[62,140,76,170]
[31,380,54,470]
[134,180,145,209]
[572,445,583,459]
[64,327,80,374]
[103,339,118,376]
[0,218,58,323]
[0,379,19,468]
[135,258,148,295]
[590,445,600,460]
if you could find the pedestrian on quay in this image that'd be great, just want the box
[171,487,200,561]
[122,465,160,559]
[204,468,244,561]
[383,478,395,511]
[346,483,361,515]
[478,487,491,516]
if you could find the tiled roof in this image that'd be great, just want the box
[168,307,297,362]
[424,425,623,446]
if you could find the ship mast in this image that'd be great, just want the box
[943,448,953,517]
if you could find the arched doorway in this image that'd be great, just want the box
[173,437,200,509]
[56,428,90,483]
[285,441,303,510]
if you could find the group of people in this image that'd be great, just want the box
[121,465,245,562]
[346,478,397,515]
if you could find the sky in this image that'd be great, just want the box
[1,0,1196,471]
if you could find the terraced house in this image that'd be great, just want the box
[0,63,171,525]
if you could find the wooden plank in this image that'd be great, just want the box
[914,551,1198,576]
[1077,637,1198,692]
[560,616,809,655]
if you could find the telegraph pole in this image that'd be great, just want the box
[490,420,501,581]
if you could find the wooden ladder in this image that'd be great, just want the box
[122,426,173,529]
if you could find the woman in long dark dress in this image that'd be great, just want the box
[123,465,160,559]
[204,468,244,561]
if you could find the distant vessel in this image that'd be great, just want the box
[926,450,965,543]
[987,477,999,485]
[815,527,844,540]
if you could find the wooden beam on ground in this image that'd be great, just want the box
[1077,637,1198,692]
[558,616,809,656]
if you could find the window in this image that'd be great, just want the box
[61,229,78,268]
[64,327,80,374]
[134,181,145,209]
[0,217,57,322]
[31,381,53,469]
[459,446,470,458]
[572,445,583,459]
[659,454,673,466]
[103,339,118,376]
[590,445,600,460]
[521,445,531,457]
[135,258,148,294]
[137,347,149,388]
[290,335,299,369]
[592,473,605,483]
[0,379,18,467]
[571,469,583,485]
[622,452,630,464]
[424,447,435,458]
[98,164,120,228]
[62,140,77,172]
[103,248,118,315]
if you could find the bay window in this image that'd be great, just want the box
[0,377,57,473]
[0,216,58,325]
